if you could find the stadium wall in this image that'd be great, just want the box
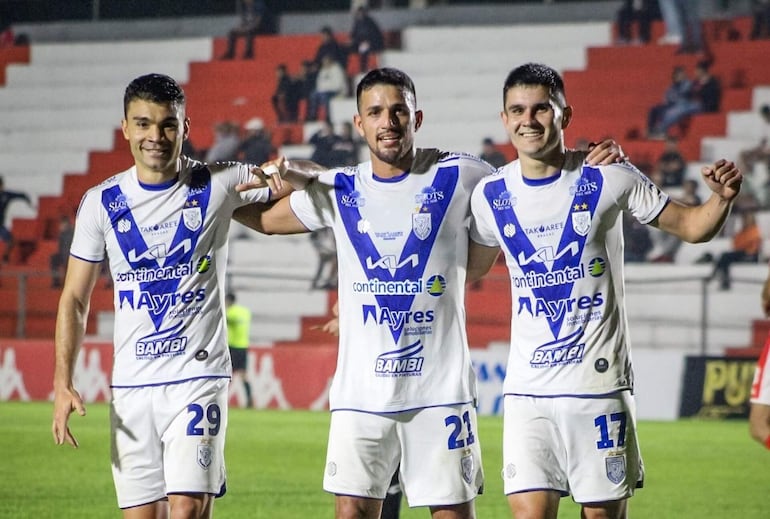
[0,338,729,421]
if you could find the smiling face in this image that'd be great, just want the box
[122,99,189,183]
[353,83,422,177]
[501,83,571,167]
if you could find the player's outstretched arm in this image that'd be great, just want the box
[236,156,326,195]
[52,257,100,448]
[467,240,500,284]
[233,196,309,235]
[652,159,742,243]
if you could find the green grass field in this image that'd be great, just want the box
[2,401,768,518]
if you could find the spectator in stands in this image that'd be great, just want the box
[647,65,692,138]
[750,0,770,40]
[655,136,687,187]
[220,0,273,59]
[680,178,702,206]
[0,176,32,263]
[646,225,682,263]
[623,212,653,262]
[50,215,74,288]
[349,6,385,74]
[294,60,318,121]
[479,137,507,169]
[328,121,360,167]
[182,138,202,161]
[272,63,301,123]
[616,0,657,45]
[306,54,349,122]
[0,20,14,47]
[309,227,338,290]
[205,120,241,163]
[314,26,348,70]
[738,104,770,176]
[711,210,762,290]
[645,167,703,263]
[653,60,721,138]
[309,120,341,168]
[657,0,703,53]
[237,117,276,165]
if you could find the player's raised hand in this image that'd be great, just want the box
[236,156,286,193]
[52,387,86,448]
[701,159,742,202]
[585,139,628,166]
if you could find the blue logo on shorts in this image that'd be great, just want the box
[198,443,212,469]
[605,455,625,484]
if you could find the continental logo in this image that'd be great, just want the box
[115,262,195,283]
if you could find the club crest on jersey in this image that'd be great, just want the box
[503,223,516,238]
[461,454,474,484]
[183,207,202,231]
[412,212,431,240]
[117,219,132,233]
[571,210,591,236]
[197,443,212,469]
[605,455,626,484]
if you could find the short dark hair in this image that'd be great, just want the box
[356,67,416,110]
[761,104,770,117]
[502,63,566,107]
[226,293,235,304]
[123,73,185,117]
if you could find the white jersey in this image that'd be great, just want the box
[290,149,494,412]
[70,156,270,388]
[470,152,669,397]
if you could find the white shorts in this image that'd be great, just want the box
[323,404,484,507]
[502,392,644,503]
[110,378,229,509]
[751,336,770,405]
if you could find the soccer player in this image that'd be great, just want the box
[233,67,624,519]
[749,267,770,450]
[51,73,302,519]
[226,292,253,408]
[467,62,742,519]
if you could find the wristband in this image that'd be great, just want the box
[765,435,770,450]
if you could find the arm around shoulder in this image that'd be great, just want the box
[467,239,500,284]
